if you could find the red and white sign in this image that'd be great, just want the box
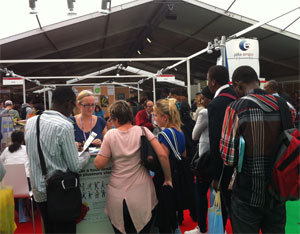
[3,77,24,85]
[157,74,175,82]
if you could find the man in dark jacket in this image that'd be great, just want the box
[207,65,237,230]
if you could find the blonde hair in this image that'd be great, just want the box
[154,98,181,130]
[76,90,94,104]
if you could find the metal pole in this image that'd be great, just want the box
[26,75,150,79]
[22,79,26,104]
[186,59,191,106]
[229,7,300,39]
[48,91,52,109]
[43,89,47,110]
[153,76,156,103]
[0,57,186,64]
[220,36,227,67]
[137,84,140,103]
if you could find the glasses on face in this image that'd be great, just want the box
[80,103,95,108]
[146,105,153,108]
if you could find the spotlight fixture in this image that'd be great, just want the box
[100,0,111,14]
[29,0,38,14]
[207,42,214,54]
[146,37,152,43]
[165,4,177,20]
[67,0,77,16]
[214,38,220,51]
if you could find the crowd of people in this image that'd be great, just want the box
[0,64,299,234]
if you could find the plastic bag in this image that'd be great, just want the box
[208,191,224,234]
[0,183,17,234]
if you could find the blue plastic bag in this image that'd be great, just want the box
[208,191,224,234]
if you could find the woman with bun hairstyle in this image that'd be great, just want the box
[185,86,214,234]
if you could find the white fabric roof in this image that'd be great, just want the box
[0,0,299,39]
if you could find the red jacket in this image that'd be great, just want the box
[135,109,154,131]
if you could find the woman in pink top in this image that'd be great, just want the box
[94,100,172,233]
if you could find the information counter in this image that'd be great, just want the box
[76,154,114,233]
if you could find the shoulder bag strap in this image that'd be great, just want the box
[159,129,182,161]
[217,93,237,100]
[36,115,47,177]
[169,128,179,153]
[140,126,146,136]
[275,96,293,130]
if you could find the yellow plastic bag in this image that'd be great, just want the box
[0,183,17,234]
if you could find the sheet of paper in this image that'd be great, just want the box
[78,131,97,157]
[107,85,115,95]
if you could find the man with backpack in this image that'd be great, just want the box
[220,66,295,233]
[20,97,34,120]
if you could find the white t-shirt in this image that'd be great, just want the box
[1,145,30,177]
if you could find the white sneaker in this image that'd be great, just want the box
[184,226,201,234]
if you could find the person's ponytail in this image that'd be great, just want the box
[8,131,24,153]
[168,98,181,130]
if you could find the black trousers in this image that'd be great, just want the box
[231,194,286,233]
[112,200,155,233]
[37,201,76,234]
[195,179,211,233]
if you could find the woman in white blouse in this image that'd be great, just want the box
[186,87,214,234]
[0,130,31,223]
[1,130,30,178]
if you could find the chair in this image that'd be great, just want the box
[3,164,35,234]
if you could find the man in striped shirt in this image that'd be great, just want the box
[220,66,289,233]
[25,87,90,233]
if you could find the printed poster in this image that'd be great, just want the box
[79,158,111,223]
[93,86,101,95]
[77,156,113,233]
[107,86,115,95]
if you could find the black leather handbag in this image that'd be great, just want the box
[190,146,212,180]
[36,115,82,221]
[140,126,161,172]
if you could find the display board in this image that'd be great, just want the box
[0,115,14,153]
[76,155,113,233]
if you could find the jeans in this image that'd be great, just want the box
[231,194,286,233]
[195,179,211,233]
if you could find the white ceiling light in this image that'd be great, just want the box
[67,0,77,16]
[146,37,152,43]
[100,0,111,14]
[29,0,37,14]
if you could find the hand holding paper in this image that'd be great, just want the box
[78,132,97,157]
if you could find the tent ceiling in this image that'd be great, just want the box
[0,0,299,92]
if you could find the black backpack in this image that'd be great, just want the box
[20,106,28,120]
